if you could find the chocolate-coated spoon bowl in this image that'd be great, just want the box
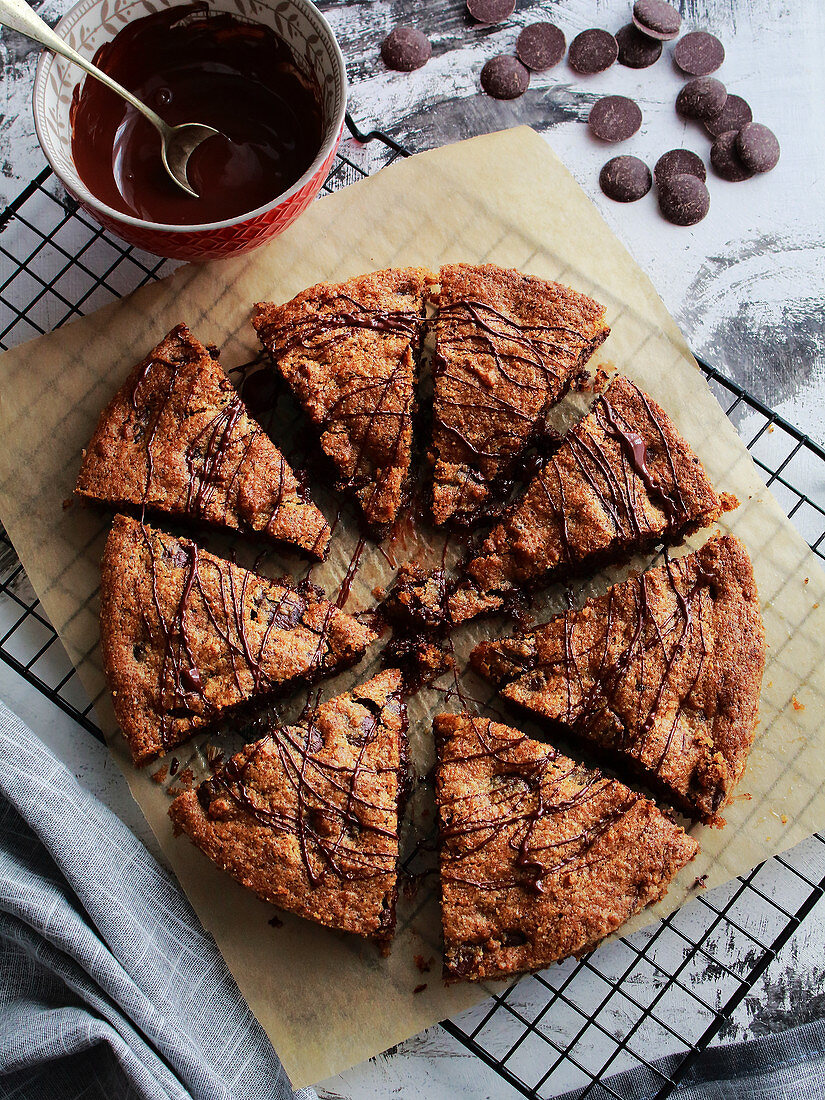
[32,0,347,261]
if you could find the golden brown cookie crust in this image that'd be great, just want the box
[169,670,406,943]
[100,515,376,764]
[253,267,435,536]
[77,324,330,559]
[429,263,610,529]
[450,374,737,622]
[435,713,698,982]
[471,535,765,821]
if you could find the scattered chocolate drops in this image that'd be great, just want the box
[516,22,566,71]
[615,23,662,68]
[658,173,710,225]
[568,29,618,74]
[676,77,728,121]
[673,31,725,76]
[589,96,642,142]
[710,131,753,181]
[632,0,681,41]
[467,0,515,25]
[654,149,707,185]
[381,26,432,72]
[481,54,530,99]
[736,123,781,173]
[599,156,652,202]
[704,94,752,137]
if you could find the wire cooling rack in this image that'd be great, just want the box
[2,124,825,1100]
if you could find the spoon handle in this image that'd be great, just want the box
[0,0,170,136]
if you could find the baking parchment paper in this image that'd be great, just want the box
[0,127,823,1086]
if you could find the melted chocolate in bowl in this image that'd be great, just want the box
[70,4,325,225]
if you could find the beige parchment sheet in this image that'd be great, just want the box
[1,127,824,1086]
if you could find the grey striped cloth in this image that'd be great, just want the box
[0,700,316,1100]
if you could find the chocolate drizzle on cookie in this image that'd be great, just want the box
[169,671,406,943]
[435,712,699,981]
[448,374,733,624]
[99,516,375,764]
[438,717,633,894]
[77,324,330,558]
[429,265,610,529]
[471,535,765,822]
[203,685,403,887]
[253,269,433,538]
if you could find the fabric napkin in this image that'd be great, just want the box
[0,700,316,1100]
[559,1018,825,1099]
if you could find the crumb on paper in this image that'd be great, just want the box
[814,603,820,610]
[768,425,774,433]
[692,874,708,890]
[590,365,614,393]
[805,577,809,585]
[413,983,427,994]
[62,498,73,510]
[782,814,788,825]
[151,765,168,784]
[205,743,225,771]
[792,695,805,711]
[414,954,434,973]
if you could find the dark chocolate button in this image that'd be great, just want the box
[710,130,753,181]
[381,26,432,72]
[654,149,707,185]
[599,156,652,202]
[616,23,662,68]
[467,0,515,25]
[568,29,618,74]
[516,22,566,71]
[676,77,728,120]
[588,96,643,142]
[673,31,725,76]
[657,173,710,225]
[704,94,752,137]
[632,0,682,41]
[480,54,530,99]
[735,122,780,173]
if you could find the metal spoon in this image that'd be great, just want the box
[0,0,221,198]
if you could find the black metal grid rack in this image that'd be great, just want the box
[2,127,825,1100]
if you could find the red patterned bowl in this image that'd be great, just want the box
[32,0,347,261]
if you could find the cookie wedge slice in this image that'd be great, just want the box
[100,515,376,764]
[435,712,698,982]
[77,324,330,559]
[253,267,434,537]
[169,670,406,947]
[449,375,737,623]
[471,535,765,822]
[429,264,609,528]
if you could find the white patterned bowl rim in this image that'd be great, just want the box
[32,0,347,233]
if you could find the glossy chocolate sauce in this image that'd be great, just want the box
[71,4,324,224]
